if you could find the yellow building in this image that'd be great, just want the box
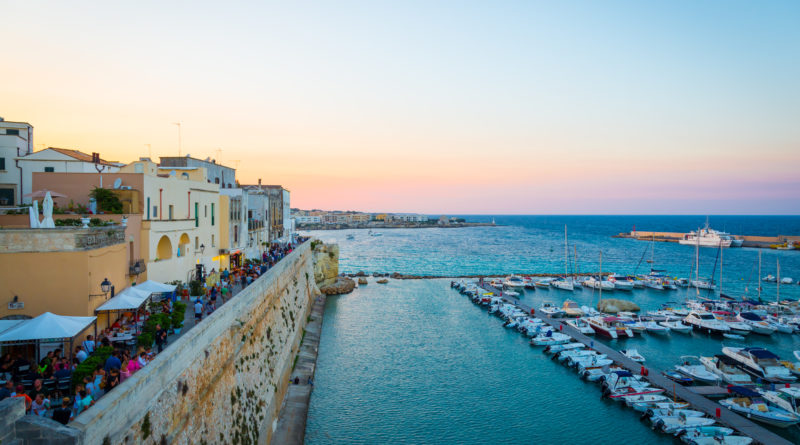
[0,226,128,328]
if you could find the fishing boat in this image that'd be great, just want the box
[561,300,583,318]
[736,312,777,335]
[659,320,692,333]
[675,356,721,385]
[503,275,525,288]
[621,349,645,363]
[722,347,797,383]
[699,355,752,385]
[719,386,800,428]
[653,413,716,434]
[538,301,565,318]
[587,316,634,339]
[564,318,593,335]
[644,320,670,335]
[683,311,730,335]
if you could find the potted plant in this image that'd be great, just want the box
[171,310,184,334]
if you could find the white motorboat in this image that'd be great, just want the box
[719,386,800,428]
[534,278,553,288]
[608,275,634,291]
[659,320,692,333]
[630,400,689,414]
[622,394,668,408]
[622,349,645,363]
[690,279,715,290]
[758,387,800,416]
[543,342,584,355]
[564,318,593,335]
[575,357,613,373]
[561,300,583,317]
[503,275,526,288]
[556,348,597,362]
[675,356,721,385]
[580,305,601,317]
[602,371,663,399]
[646,408,705,421]
[762,274,777,282]
[653,413,716,434]
[684,311,730,335]
[644,278,665,290]
[780,277,793,284]
[676,427,736,444]
[530,332,571,346]
[583,277,615,291]
[538,301,565,318]
[764,315,794,334]
[711,311,752,336]
[550,279,574,291]
[681,434,752,445]
[644,320,670,334]
[723,333,745,340]
[737,312,777,335]
[699,355,752,385]
[722,347,797,383]
[587,316,634,339]
[502,289,520,297]
[678,221,740,248]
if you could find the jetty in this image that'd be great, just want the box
[614,230,799,249]
[479,283,793,445]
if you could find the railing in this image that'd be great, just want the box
[129,259,146,276]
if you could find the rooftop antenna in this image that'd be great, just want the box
[145,143,152,159]
[171,122,182,156]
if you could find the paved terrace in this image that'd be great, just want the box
[479,284,793,445]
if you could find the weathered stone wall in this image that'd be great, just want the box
[312,242,339,286]
[66,241,320,445]
[0,226,125,253]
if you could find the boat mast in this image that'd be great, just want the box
[757,250,762,300]
[695,228,700,298]
[719,242,723,295]
[564,225,568,279]
[651,234,655,270]
[599,251,603,300]
[777,258,780,303]
[574,246,579,282]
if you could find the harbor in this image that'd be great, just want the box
[460,279,794,444]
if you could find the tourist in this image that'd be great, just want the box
[27,379,45,399]
[92,366,106,398]
[31,393,50,416]
[194,299,204,321]
[0,379,13,401]
[137,351,148,368]
[106,368,120,391]
[82,335,95,354]
[155,324,167,353]
[52,397,72,425]
[120,360,131,382]
[104,350,122,373]
[54,361,72,381]
[0,353,13,378]
[13,385,32,411]
[73,388,92,415]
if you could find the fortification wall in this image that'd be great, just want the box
[65,241,320,445]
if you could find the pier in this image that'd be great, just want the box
[614,230,799,249]
[479,284,794,445]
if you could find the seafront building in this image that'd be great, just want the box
[0,118,34,207]
[16,148,121,204]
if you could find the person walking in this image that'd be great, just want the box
[155,324,167,353]
[194,299,203,322]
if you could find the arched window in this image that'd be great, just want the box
[156,236,173,260]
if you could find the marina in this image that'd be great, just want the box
[457,279,796,444]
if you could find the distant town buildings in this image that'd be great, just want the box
[292,209,435,227]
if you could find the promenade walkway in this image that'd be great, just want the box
[481,284,793,445]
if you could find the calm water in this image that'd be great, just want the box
[305,216,800,444]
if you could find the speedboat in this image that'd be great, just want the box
[644,320,670,334]
[488,278,504,289]
[762,274,776,282]
[764,315,794,334]
[503,275,525,288]
[556,348,600,363]
[758,387,800,417]
[587,316,634,339]
[534,278,553,288]
[690,279,715,290]
[711,311,752,336]
[699,355,752,385]
[564,318,593,335]
[646,408,705,421]
[780,277,793,284]
[602,371,663,399]
[530,332,571,346]
[663,370,694,386]
[622,394,668,408]
[580,305,601,317]
[737,312,777,335]
[644,278,665,290]
[608,275,634,291]
[680,433,752,445]
[659,320,692,333]
[630,400,689,414]
[622,349,645,363]
[653,413,716,434]
[583,277,615,291]
[722,347,797,383]
[719,386,800,428]
[675,356,721,385]
[502,289,520,297]
[543,342,584,355]
[676,427,736,444]
[538,301,565,318]
[684,311,730,335]
[561,300,583,317]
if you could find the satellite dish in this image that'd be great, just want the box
[113,178,122,189]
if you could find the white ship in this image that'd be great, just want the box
[678,220,742,248]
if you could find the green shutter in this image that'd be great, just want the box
[146,197,150,220]
[195,202,199,227]
[211,203,215,226]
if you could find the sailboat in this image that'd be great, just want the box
[690,231,716,290]
[552,225,575,291]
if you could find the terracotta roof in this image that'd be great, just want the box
[46,147,117,166]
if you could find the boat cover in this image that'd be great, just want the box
[727,386,760,397]
[744,348,779,359]
[613,370,633,377]
[739,312,763,321]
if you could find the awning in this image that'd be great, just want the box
[133,280,176,293]
[95,287,152,312]
[0,320,24,334]
[0,312,96,342]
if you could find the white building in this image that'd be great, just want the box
[245,189,270,258]
[17,147,121,204]
[295,215,321,224]
[0,118,33,207]
[220,188,249,267]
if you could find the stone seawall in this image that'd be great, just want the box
[61,241,321,445]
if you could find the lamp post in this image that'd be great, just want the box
[200,244,205,254]
[90,278,113,300]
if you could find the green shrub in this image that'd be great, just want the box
[72,346,114,387]
[189,280,204,297]
[171,310,184,329]
[90,187,123,214]
[136,332,154,348]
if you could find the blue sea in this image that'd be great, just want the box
[304,216,800,444]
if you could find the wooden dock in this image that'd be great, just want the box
[480,284,793,445]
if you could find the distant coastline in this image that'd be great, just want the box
[297,222,497,230]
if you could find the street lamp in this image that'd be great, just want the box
[100,278,111,294]
[200,243,205,254]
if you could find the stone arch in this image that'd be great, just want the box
[177,233,190,257]
[157,235,173,260]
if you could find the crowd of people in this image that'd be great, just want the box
[0,238,307,425]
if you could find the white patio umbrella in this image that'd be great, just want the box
[40,192,56,228]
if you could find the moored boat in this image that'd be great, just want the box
[719,386,800,428]
[722,347,797,383]
[587,316,634,339]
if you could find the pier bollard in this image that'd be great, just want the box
[787,383,791,388]
[641,366,645,375]
[559,325,563,331]
[716,408,721,418]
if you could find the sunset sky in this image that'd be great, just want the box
[3,1,799,214]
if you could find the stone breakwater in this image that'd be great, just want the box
[3,241,334,445]
[346,271,615,280]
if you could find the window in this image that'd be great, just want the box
[211,203,215,226]
[168,205,174,220]
[194,203,199,227]
[0,157,5,170]
[195,237,199,250]
[153,206,158,219]
[44,167,55,172]
[211,235,215,247]
[204,205,207,217]
[147,198,151,219]
[6,129,19,136]
[0,187,14,206]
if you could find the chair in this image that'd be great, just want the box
[21,378,33,390]
[43,378,56,394]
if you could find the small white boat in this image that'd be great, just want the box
[580,305,601,317]
[543,342,584,354]
[646,408,705,421]
[530,332,571,346]
[564,318,594,335]
[622,348,645,363]
[659,320,692,333]
[587,316,634,339]
[762,274,776,282]
[737,312,776,335]
[654,413,716,434]
[644,320,670,334]
[719,386,800,428]
[502,289,520,297]
[622,394,668,407]
[676,356,721,385]
[690,279,715,290]
[550,278,575,291]
[699,355,752,385]
[534,278,553,288]
[561,300,583,317]
[602,371,664,399]
[677,427,736,444]
[723,333,745,340]
[681,435,752,445]
[630,400,689,413]
[538,301,565,318]
[780,277,793,284]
